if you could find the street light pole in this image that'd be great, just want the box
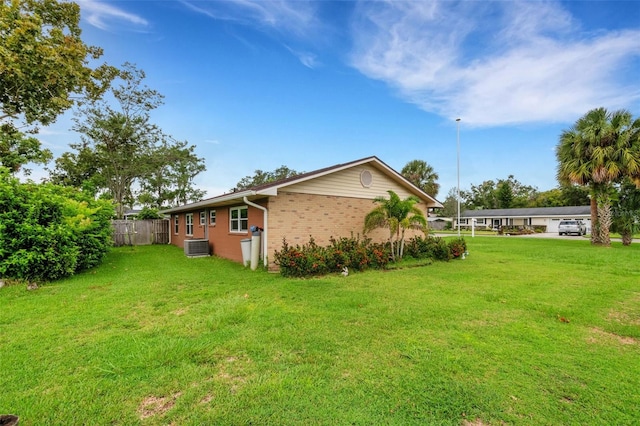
[456,118,461,237]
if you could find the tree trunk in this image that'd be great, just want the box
[621,232,633,246]
[399,229,406,259]
[590,192,600,245]
[388,237,395,262]
[596,192,611,247]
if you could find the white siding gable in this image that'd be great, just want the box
[283,166,416,200]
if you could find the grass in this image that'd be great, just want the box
[1,238,639,425]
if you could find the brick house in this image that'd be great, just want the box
[161,156,442,270]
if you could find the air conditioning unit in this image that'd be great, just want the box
[184,239,210,257]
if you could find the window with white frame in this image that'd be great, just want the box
[174,215,179,234]
[229,206,248,233]
[200,211,206,226]
[186,213,194,235]
[210,209,216,225]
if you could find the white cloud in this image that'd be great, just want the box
[180,0,323,67]
[285,45,320,69]
[180,0,319,38]
[78,0,149,31]
[350,0,640,126]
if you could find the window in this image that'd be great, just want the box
[186,213,194,236]
[210,210,216,225]
[174,215,179,234]
[476,218,485,225]
[200,211,206,226]
[230,206,248,233]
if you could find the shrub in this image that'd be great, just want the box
[327,235,383,272]
[405,235,451,261]
[64,196,114,270]
[274,235,391,277]
[0,169,114,282]
[137,207,163,220]
[273,237,328,278]
[447,237,467,259]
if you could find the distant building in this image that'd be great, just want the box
[457,206,591,233]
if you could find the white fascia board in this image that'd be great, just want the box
[256,187,278,196]
[161,190,255,214]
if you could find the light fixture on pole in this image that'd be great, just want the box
[456,118,461,237]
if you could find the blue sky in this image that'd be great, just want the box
[36,0,640,200]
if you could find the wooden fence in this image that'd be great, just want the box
[112,219,170,246]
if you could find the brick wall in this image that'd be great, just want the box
[265,192,426,269]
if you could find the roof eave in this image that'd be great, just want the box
[160,189,258,214]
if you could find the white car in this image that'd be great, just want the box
[558,220,587,236]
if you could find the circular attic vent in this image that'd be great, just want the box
[360,170,373,188]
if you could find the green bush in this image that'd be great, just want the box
[274,235,391,277]
[447,237,467,259]
[405,235,452,261]
[64,197,115,271]
[137,207,163,220]
[273,237,327,278]
[274,234,470,277]
[0,168,114,282]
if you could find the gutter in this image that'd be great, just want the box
[243,196,268,268]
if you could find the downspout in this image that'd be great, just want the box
[243,196,268,268]
[169,215,173,245]
[204,209,209,240]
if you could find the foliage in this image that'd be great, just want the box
[611,179,640,246]
[404,235,452,261]
[557,107,640,246]
[234,165,301,191]
[499,226,535,235]
[401,159,440,198]
[0,0,116,126]
[136,207,163,220]
[275,234,468,277]
[447,237,467,258]
[496,180,514,208]
[1,0,114,177]
[0,122,52,174]
[363,190,427,261]
[48,141,104,196]
[51,63,205,217]
[530,185,590,207]
[0,168,113,282]
[137,139,206,208]
[462,175,538,210]
[437,187,468,218]
[273,235,391,277]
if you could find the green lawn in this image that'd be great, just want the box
[1,238,638,425]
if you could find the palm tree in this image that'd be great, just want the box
[401,159,440,198]
[556,108,640,246]
[363,190,427,260]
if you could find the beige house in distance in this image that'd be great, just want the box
[458,206,591,234]
[162,156,442,270]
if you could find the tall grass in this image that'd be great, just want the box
[1,239,638,425]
